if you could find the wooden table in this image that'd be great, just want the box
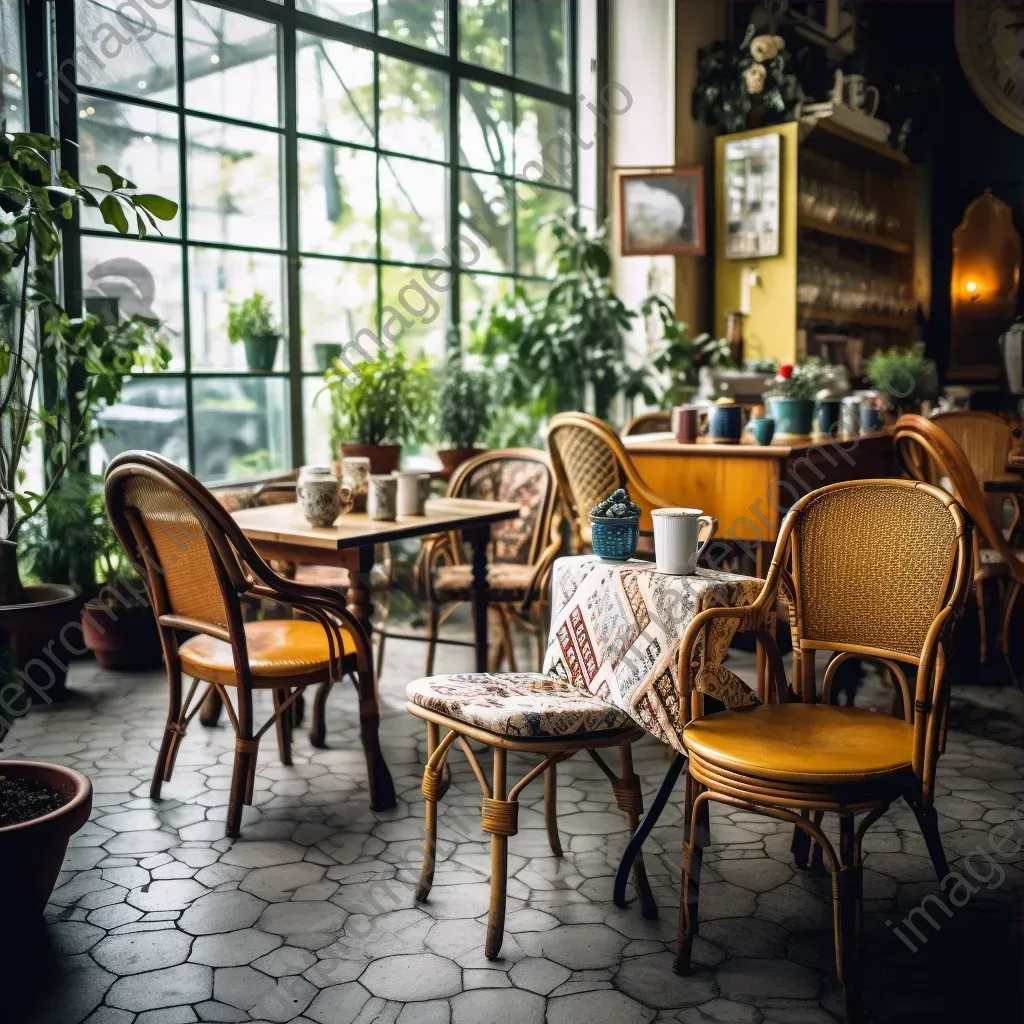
[622,430,895,575]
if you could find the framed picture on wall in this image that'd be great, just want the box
[617,166,705,256]
[723,132,781,259]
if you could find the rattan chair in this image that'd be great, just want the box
[896,414,1024,676]
[623,410,671,436]
[930,410,1018,485]
[673,479,973,1022]
[416,449,560,675]
[104,452,394,837]
[547,412,673,550]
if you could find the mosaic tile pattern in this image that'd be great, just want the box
[4,637,1023,1024]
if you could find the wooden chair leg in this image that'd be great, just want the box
[151,661,183,800]
[792,811,813,869]
[834,814,863,1023]
[416,721,452,902]
[544,764,563,857]
[273,688,293,766]
[309,680,331,749]
[810,809,826,873]
[375,629,387,682]
[199,687,224,727]
[912,803,949,882]
[425,604,439,676]
[483,747,516,961]
[976,579,988,663]
[615,742,657,920]
[226,738,257,838]
[499,607,517,673]
[354,667,397,811]
[675,774,709,974]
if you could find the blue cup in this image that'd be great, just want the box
[708,404,743,443]
[860,406,884,433]
[747,416,776,446]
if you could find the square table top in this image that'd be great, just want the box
[232,497,522,551]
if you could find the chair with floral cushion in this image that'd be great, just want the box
[406,670,656,960]
[415,448,560,675]
[547,412,672,551]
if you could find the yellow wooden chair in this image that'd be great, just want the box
[672,478,973,1022]
[547,411,672,551]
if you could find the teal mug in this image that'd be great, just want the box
[747,416,776,446]
[707,404,744,443]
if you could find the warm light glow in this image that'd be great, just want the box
[966,280,978,294]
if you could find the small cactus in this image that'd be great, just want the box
[590,487,642,520]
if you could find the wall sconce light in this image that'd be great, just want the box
[965,280,980,300]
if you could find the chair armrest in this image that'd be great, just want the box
[416,533,457,602]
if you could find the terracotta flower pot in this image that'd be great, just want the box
[339,443,402,475]
[0,584,83,704]
[0,761,92,920]
[82,601,163,671]
[437,447,481,481]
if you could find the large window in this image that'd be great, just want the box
[68,0,576,480]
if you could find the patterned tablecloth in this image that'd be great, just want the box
[542,556,764,752]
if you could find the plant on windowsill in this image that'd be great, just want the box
[321,344,436,475]
[0,129,176,921]
[435,351,492,479]
[226,291,281,372]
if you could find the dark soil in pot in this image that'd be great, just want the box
[0,774,66,827]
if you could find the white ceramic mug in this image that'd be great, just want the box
[368,474,398,522]
[842,74,879,116]
[652,508,718,576]
[395,471,430,516]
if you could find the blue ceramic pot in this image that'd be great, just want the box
[814,399,841,435]
[589,515,640,560]
[708,404,743,443]
[747,416,776,446]
[767,397,814,436]
[860,406,884,433]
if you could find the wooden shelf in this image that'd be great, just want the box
[799,216,912,254]
[799,306,914,331]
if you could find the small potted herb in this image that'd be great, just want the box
[321,345,436,474]
[437,356,492,478]
[227,291,281,372]
[763,361,830,437]
[589,488,643,561]
[864,343,938,419]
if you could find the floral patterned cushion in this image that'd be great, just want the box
[979,548,1024,566]
[406,672,635,738]
[432,563,536,603]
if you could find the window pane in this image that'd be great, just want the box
[189,248,286,371]
[380,156,448,263]
[183,2,279,127]
[299,256,380,372]
[96,377,188,470]
[1,0,26,132]
[74,0,177,104]
[300,258,378,372]
[459,81,512,175]
[515,183,570,276]
[379,1,446,53]
[296,33,374,146]
[80,235,185,369]
[187,117,282,248]
[460,172,513,273]
[296,0,373,31]
[299,141,377,259]
[78,97,181,238]
[459,0,510,73]
[460,273,513,345]
[303,375,334,465]
[514,0,566,91]
[515,95,571,186]
[193,377,290,482]
[378,56,447,162]
[381,264,449,362]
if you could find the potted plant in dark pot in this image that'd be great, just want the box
[0,132,176,917]
[227,291,281,372]
[321,345,435,475]
[436,354,492,479]
[763,361,829,438]
[865,342,938,420]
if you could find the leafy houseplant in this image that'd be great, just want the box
[642,295,732,404]
[436,356,492,477]
[763,361,830,436]
[473,211,655,424]
[0,131,175,918]
[865,343,938,417]
[321,344,435,474]
[226,291,280,372]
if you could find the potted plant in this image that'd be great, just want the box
[227,291,281,372]
[864,343,938,419]
[588,488,643,561]
[436,354,492,478]
[321,344,435,474]
[642,294,732,405]
[763,360,830,436]
[313,342,343,372]
[0,131,175,917]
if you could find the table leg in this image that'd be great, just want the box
[613,752,686,910]
[467,525,491,673]
[199,688,223,728]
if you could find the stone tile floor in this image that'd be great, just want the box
[4,632,1023,1024]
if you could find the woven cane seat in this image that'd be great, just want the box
[179,620,355,687]
[406,673,634,738]
[432,563,536,603]
[684,704,914,784]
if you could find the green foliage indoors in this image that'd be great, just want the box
[322,345,435,448]
[226,292,279,343]
[642,295,733,399]
[437,357,492,449]
[864,343,937,410]
[763,360,832,401]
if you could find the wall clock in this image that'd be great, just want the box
[955,0,1024,135]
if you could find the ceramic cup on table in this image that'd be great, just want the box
[860,402,884,433]
[341,456,371,513]
[395,471,431,516]
[368,474,398,522]
[671,405,701,444]
[840,396,862,437]
[746,415,775,446]
[297,465,344,528]
[652,508,718,576]
[814,399,841,436]
[707,403,744,443]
